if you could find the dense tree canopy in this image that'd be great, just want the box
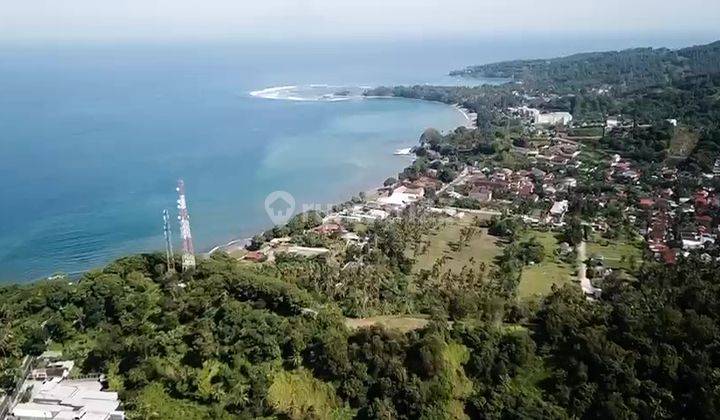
[2,251,720,418]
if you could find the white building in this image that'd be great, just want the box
[510,106,541,121]
[536,112,573,126]
[286,246,330,258]
[10,377,124,420]
[606,117,620,128]
[560,177,578,189]
[547,200,569,224]
[550,200,569,216]
[377,185,424,209]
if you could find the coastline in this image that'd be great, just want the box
[4,92,475,279]
[364,96,477,130]
[209,98,475,258]
[452,104,478,129]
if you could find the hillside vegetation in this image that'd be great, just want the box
[1,252,720,418]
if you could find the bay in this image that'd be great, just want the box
[0,35,709,281]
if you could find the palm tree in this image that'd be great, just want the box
[0,307,15,358]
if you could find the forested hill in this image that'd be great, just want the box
[366,40,720,171]
[451,40,720,92]
[3,252,720,418]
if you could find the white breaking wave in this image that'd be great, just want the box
[249,84,368,102]
[249,85,299,99]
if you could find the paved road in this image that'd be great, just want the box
[438,167,470,195]
[577,241,600,299]
[434,207,502,217]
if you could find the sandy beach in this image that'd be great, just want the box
[453,104,478,129]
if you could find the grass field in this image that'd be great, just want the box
[518,230,574,299]
[586,236,643,271]
[345,315,430,332]
[567,126,604,138]
[412,219,578,299]
[412,216,501,274]
[668,126,699,158]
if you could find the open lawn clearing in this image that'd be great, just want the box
[412,216,501,274]
[518,230,574,299]
[668,126,699,158]
[567,126,604,138]
[345,315,430,332]
[586,237,643,272]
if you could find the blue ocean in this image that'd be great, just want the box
[0,36,710,281]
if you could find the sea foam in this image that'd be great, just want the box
[249,84,366,101]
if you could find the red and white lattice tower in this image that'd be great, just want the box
[176,179,196,271]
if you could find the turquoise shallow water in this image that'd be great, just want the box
[0,36,709,281]
[0,42,474,281]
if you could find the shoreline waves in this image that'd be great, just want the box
[452,104,478,129]
[10,84,474,281]
[207,90,476,258]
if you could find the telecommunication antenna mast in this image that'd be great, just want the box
[176,179,196,271]
[162,209,176,273]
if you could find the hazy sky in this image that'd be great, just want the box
[2,0,719,42]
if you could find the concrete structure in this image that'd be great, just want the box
[331,206,389,224]
[38,352,63,361]
[377,185,424,209]
[548,200,569,224]
[510,106,541,121]
[9,377,124,420]
[30,361,75,381]
[469,187,492,203]
[286,246,330,258]
[536,112,573,126]
[606,117,620,128]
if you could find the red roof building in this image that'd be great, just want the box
[696,214,713,227]
[661,248,677,265]
[313,223,345,235]
[244,251,266,262]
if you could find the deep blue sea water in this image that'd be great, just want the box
[0,35,714,281]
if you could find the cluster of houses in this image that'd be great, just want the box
[240,145,585,265]
[615,153,720,265]
[638,185,720,264]
[242,177,441,263]
[244,236,332,263]
[512,137,582,168]
[453,167,537,203]
[239,103,718,274]
[444,161,576,227]
[641,190,678,265]
[607,154,641,183]
[7,351,124,420]
[576,148,720,266]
